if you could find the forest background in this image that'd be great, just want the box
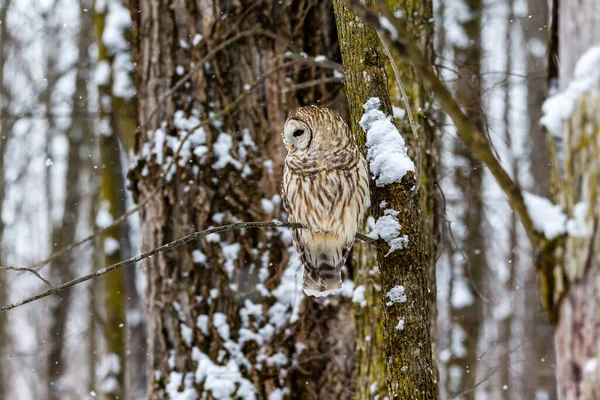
[0,0,598,399]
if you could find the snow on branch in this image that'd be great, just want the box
[0,222,375,312]
[523,193,567,240]
[541,46,600,138]
[524,192,590,240]
[360,97,415,187]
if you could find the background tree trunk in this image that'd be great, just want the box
[447,1,487,398]
[45,7,90,397]
[498,5,516,395]
[521,0,557,397]
[553,79,600,400]
[93,0,139,396]
[541,0,600,400]
[0,0,12,395]
[127,1,354,398]
[551,2,600,396]
[333,1,437,398]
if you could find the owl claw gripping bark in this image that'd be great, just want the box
[281,106,370,296]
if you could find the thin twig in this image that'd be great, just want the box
[0,266,54,290]
[1,221,376,312]
[31,189,158,271]
[282,76,344,93]
[141,28,259,139]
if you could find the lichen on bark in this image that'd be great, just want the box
[334,1,437,398]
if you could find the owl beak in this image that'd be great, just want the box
[287,144,293,152]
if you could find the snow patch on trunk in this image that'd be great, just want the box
[541,45,600,137]
[360,97,415,187]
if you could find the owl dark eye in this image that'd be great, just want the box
[293,129,304,137]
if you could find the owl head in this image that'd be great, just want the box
[282,106,351,153]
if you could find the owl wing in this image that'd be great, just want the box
[283,155,370,296]
[282,166,316,289]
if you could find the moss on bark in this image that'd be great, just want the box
[334,2,437,398]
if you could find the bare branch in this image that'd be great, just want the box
[30,190,157,272]
[0,266,54,290]
[1,222,376,312]
[282,76,344,93]
[343,0,542,247]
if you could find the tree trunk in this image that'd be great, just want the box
[554,81,600,400]
[351,239,386,399]
[498,6,516,395]
[447,0,487,397]
[521,0,557,397]
[333,1,437,398]
[44,7,89,397]
[127,1,354,398]
[550,1,600,398]
[384,0,439,357]
[0,1,12,396]
[92,0,138,396]
[557,1,600,91]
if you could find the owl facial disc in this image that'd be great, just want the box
[283,119,312,151]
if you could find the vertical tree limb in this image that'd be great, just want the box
[0,0,12,395]
[92,1,135,396]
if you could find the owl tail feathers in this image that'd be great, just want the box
[302,257,343,297]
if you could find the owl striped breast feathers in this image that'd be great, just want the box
[281,106,370,296]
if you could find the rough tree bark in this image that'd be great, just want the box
[127,1,354,398]
[334,1,437,398]
[553,77,600,400]
[341,1,597,398]
[385,0,439,354]
[550,1,600,397]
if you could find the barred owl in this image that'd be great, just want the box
[281,106,370,296]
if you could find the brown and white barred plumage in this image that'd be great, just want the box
[281,106,370,296]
